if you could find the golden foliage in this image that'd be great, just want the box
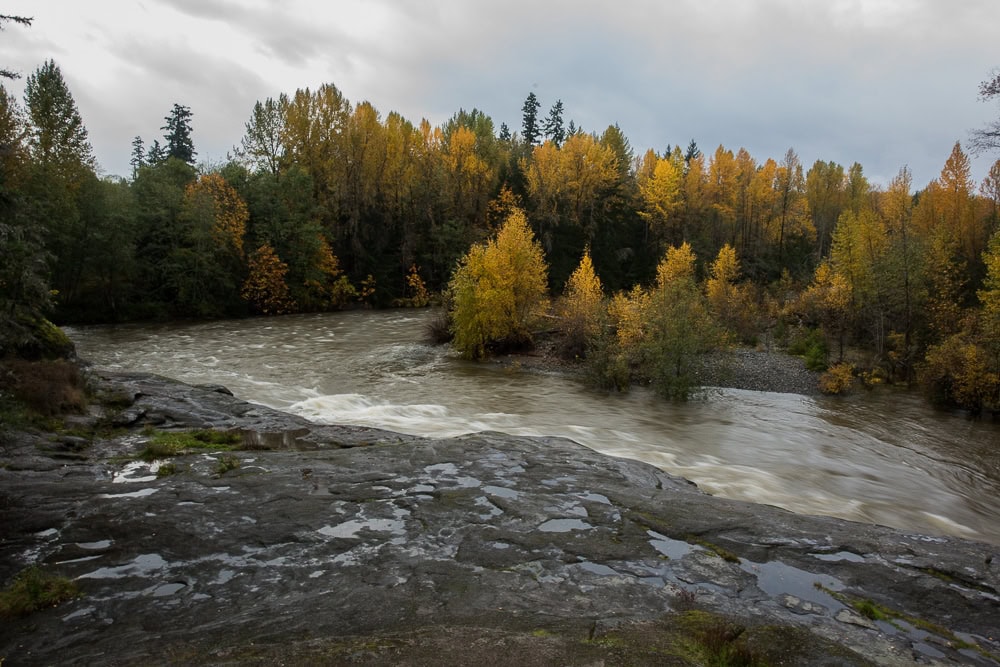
[394,264,430,307]
[184,173,248,257]
[655,242,697,287]
[706,244,758,343]
[241,244,294,315]
[921,334,999,413]
[637,152,683,237]
[819,362,855,395]
[303,235,355,309]
[557,249,604,358]
[448,208,549,359]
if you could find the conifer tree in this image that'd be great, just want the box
[543,99,565,147]
[130,135,145,179]
[162,103,196,164]
[521,92,541,146]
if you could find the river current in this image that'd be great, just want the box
[66,309,1000,545]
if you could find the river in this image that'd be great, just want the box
[66,309,1000,545]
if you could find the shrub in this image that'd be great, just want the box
[0,566,79,618]
[788,327,828,372]
[1,359,87,416]
[819,363,855,395]
[920,334,999,414]
[215,454,240,475]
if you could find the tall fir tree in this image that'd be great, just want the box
[130,135,145,179]
[521,92,541,146]
[543,99,565,147]
[162,103,196,164]
[146,138,165,165]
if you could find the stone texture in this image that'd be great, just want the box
[1,371,998,665]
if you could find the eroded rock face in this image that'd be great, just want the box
[1,372,998,665]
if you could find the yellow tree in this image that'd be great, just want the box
[301,234,355,310]
[706,244,757,342]
[184,172,248,258]
[448,208,549,359]
[637,152,683,245]
[644,242,722,399]
[939,142,982,266]
[557,248,604,358]
[977,228,1000,391]
[655,241,697,286]
[443,125,494,234]
[801,261,852,362]
[706,145,739,249]
[242,243,294,315]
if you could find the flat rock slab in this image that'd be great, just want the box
[1,372,999,665]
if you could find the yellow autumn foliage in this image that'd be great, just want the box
[448,208,549,360]
[557,249,604,358]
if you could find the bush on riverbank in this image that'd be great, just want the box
[0,359,87,418]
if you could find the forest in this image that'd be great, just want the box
[3,57,1000,412]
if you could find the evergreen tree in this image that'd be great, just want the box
[543,99,565,147]
[162,103,195,164]
[146,138,165,165]
[130,135,145,179]
[498,122,511,142]
[684,139,701,165]
[0,83,53,353]
[521,92,541,146]
[24,59,94,174]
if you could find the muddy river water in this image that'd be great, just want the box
[66,309,1000,545]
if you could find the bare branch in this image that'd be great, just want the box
[0,15,33,28]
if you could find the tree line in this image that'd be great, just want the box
[2,56,1000,410]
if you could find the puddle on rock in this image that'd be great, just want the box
[581,492,612,505]
[318,507,410,539]
[79,553,168,580]
[152,582,186,597]
[577,561,618,576]
[739,559,846,611]
[810,551,866,563]
[112,461,158,484]
[98,488,158,499]
[538,518,592,532]
[77,540,113,550]
[647,531,700,560]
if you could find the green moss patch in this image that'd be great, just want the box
[0,566,80,618]
[139,428,242,461]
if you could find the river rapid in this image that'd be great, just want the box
[66,309,1000,545]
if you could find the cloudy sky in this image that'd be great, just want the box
[2,0,998,187]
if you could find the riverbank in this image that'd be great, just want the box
[496,338,823,396]
[2,369,998,665]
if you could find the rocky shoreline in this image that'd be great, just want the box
[1,370,998,665]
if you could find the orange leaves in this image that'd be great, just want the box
[241,243,294,315]
[183,173,248,257]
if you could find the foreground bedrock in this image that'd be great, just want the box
[1,371,998,665]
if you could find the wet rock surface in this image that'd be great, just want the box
[1,371,999,665]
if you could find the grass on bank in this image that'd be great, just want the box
[0,566,80,619]
[138,428,242,462]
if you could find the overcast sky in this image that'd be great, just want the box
[2,0,998,188]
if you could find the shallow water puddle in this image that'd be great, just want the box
[538,518,592,532]
[647,530,700,560]
[739,558,845,610]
